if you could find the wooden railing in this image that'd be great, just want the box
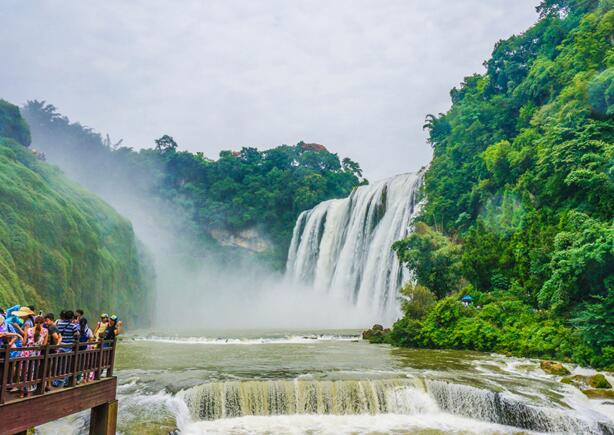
[0,339,117,405]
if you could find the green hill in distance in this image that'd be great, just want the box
[0,99,152,323]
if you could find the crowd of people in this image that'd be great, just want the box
[0,305,122,396]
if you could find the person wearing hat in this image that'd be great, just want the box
[94,313,109,343]
[9,306,36,348]
[12,306,36,327]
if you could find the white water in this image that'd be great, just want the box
[133,334,360,345]
[177,377,611,434]
[35,332,614,434]
[286,172,423,325]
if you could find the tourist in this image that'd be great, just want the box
[6,307,33,394]
[78,317,94,383]
[0,315,21,347]
[74,309,84,324]
[44,313,61,391]
[22,316,48,397]
[26,305,36,327]
[26,316,49,349]
[56,310,80,349]
[103,315,121,344]
[6,309,28,358]
[78,317,93,349]
[12,306,36,340]
[55,311,80,387]
[44,313,61,346]
[94,313,109,342]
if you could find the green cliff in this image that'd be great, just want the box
[386,0,613,368]
[0,100,152,323]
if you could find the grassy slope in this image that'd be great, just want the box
[0,101,151,322]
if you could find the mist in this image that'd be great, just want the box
[24,117,377,330]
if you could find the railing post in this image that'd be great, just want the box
[0,345,11,404]
[70,341,79,387]
[37,344,50,395]
[95,341,104,380]
[107,338,117,377]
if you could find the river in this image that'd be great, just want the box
[37,329,614,434]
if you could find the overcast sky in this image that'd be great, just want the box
[1,1,538,180]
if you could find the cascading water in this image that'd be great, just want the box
[179,378,613,434]
[285,172,423,325]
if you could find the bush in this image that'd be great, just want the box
[399,283,436,319]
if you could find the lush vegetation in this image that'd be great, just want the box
[22,103,364,265]
[0,100,152,323]
[382,0,614,368]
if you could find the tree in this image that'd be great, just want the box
[155,135,178,153]
[399,283,436,319]
[393,223,464,298]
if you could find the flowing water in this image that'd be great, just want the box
[34,173,614,434]
[286,172,423,326]
[37,330,614,434]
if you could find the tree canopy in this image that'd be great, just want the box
[22,102,365,265]
[386,0,613,368]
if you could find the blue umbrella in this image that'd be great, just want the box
[461,295,473,302]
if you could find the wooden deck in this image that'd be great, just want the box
[0,339,118,435]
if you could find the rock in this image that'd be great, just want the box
[582,389,614,399]
[209,227,272,253]
[540,360,570,376]
[588,374,612,389]
[560,373,612,390]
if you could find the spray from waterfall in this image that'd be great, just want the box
[285,171,423,325]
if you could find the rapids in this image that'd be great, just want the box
[285,172,423,325]
[36,330,614,434]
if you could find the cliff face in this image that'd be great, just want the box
[209,227,273,253]
[0,100,152,323]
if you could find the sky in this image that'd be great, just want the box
[0,1,539,180]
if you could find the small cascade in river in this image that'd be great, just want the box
[179,378,612,434]
[285,171,424,325]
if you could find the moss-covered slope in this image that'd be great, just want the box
[0,100,151,322]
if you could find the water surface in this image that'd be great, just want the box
[38,329,614,434]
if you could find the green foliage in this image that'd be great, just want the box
[390,1,614,367]
[399,283,436,319]
[21,103,364,266]
[572,286,614,353]
[0,100,30,146]
[388,293,599,363]
[0,108,152,322]
[393,223,463,298]
[538,211,613,310]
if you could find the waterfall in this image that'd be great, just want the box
[285,172,423,325]
[179,378,612,434]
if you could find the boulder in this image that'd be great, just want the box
[582,389,614,399]
[540,360,570,376]
[560,373,612,390]
[588,374,612,389]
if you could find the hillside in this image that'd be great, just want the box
[384,0,613,368]
[0,100,152,322]
[22,104,365,266]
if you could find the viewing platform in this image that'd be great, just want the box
[0,339,118,435]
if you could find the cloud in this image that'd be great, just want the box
[0,0,538,179]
